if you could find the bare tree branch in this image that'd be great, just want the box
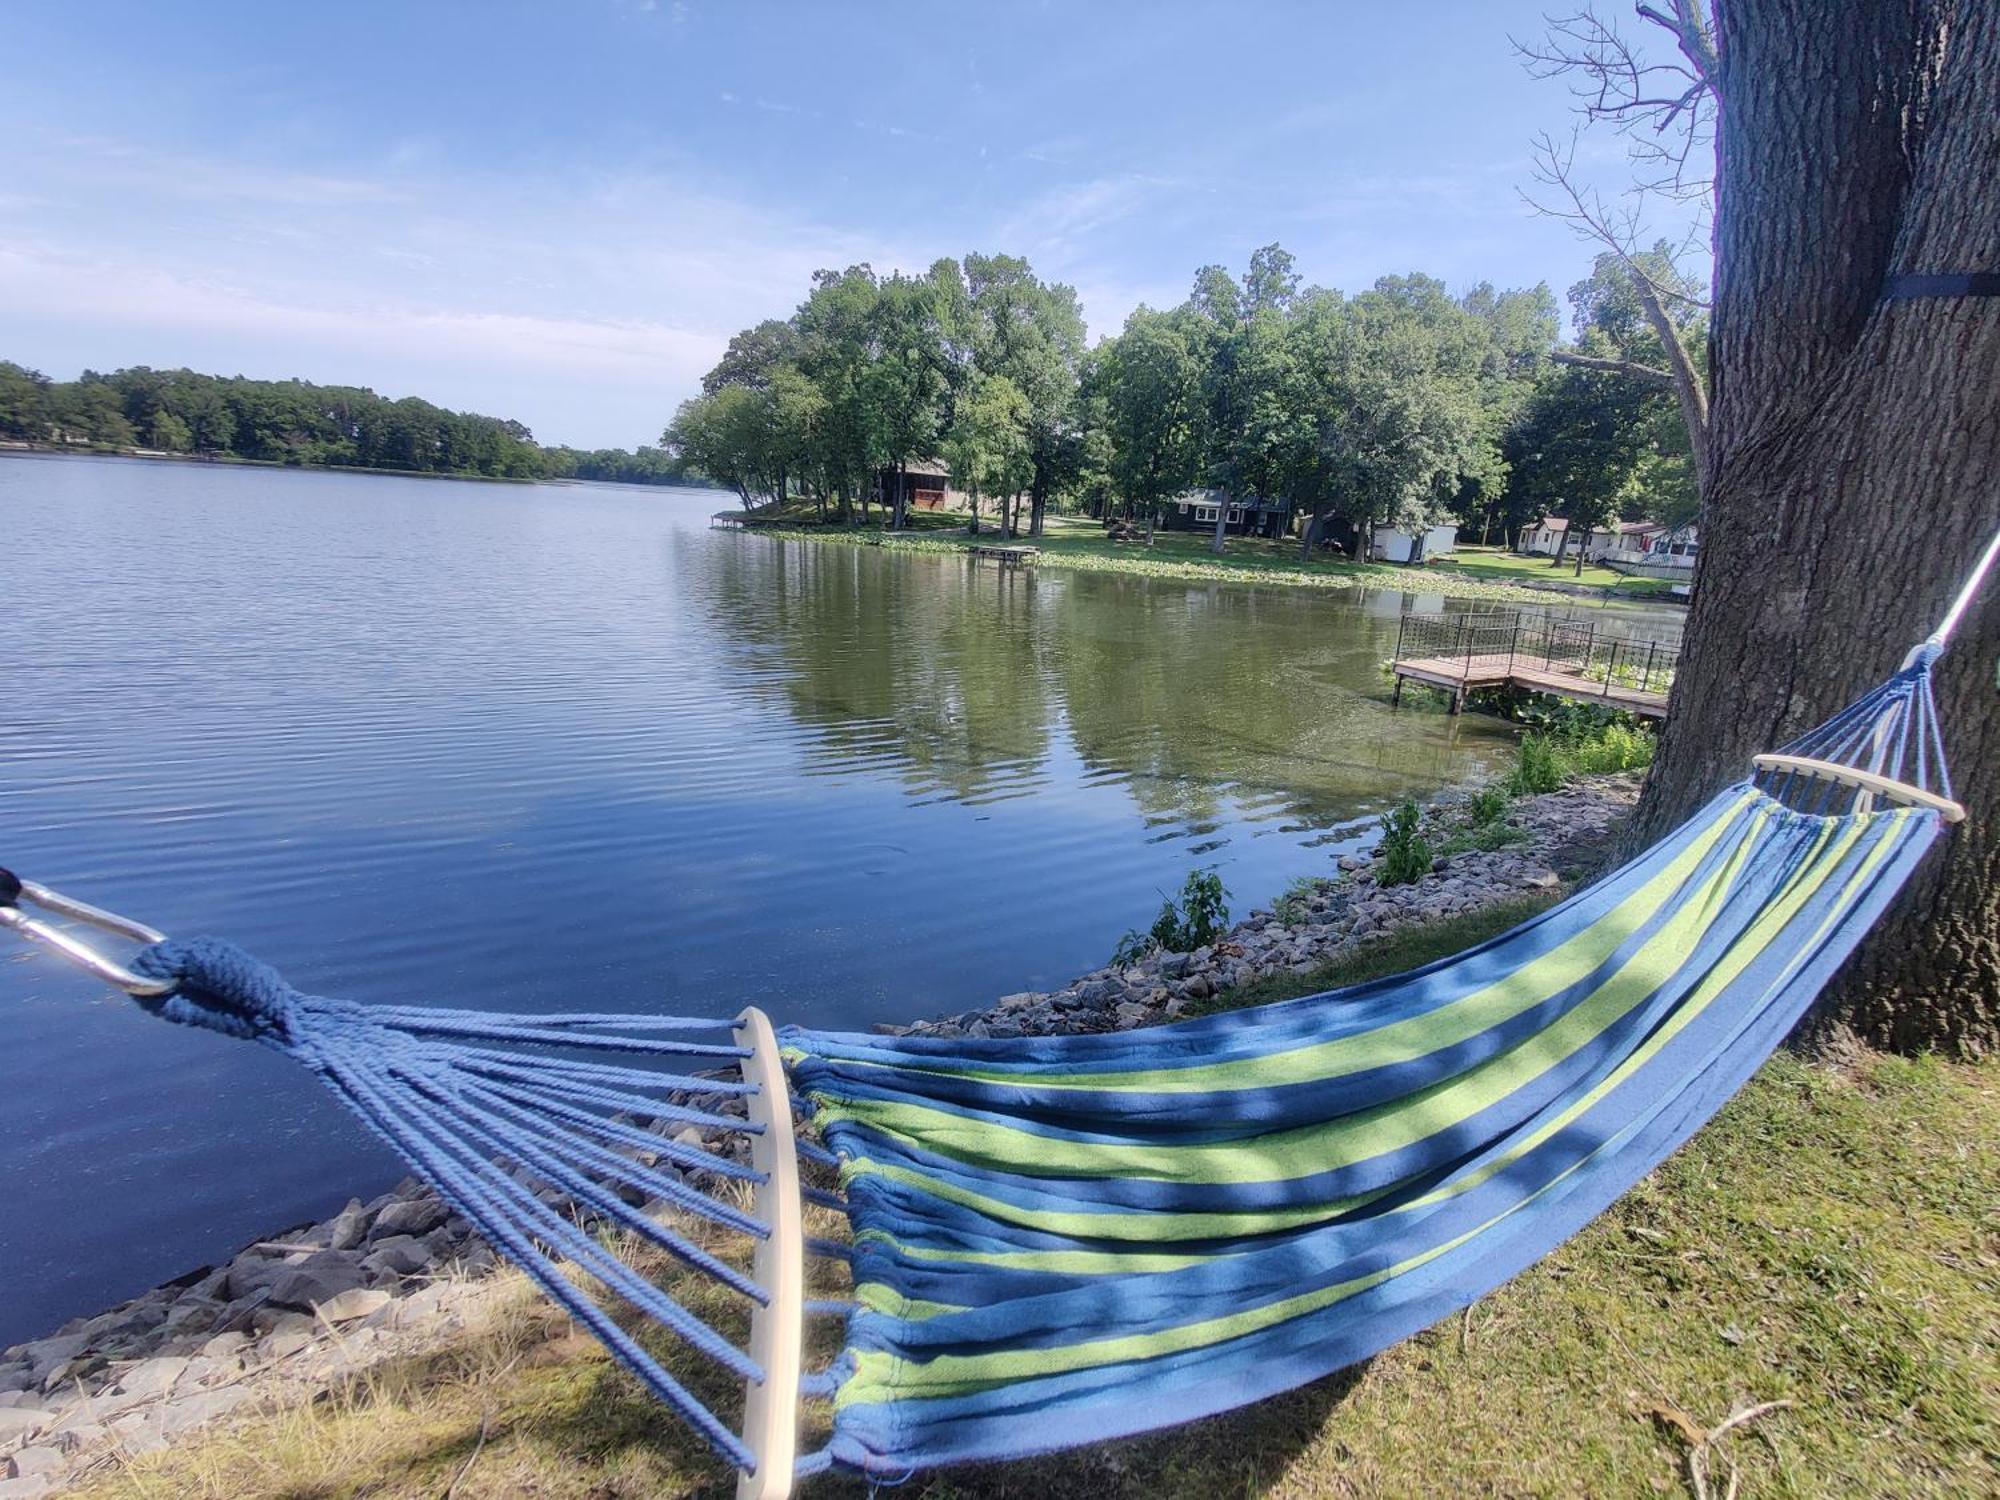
[1551,351,1678,384]
[1512,2,1719,204]
[1523,127,1711,476]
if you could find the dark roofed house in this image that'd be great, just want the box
[1160,489,1294,539]
[874,460,968,513]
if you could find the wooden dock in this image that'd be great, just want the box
[1389,613,1677,718]
[1390,653,1670,717]
[969,543,1038,565]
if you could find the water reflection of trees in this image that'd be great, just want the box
[689,536,1517,836]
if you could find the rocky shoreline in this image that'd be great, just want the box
[0,772,1640,1497]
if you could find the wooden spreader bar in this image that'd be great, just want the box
[1752,754,1966,822]
[735,1007,805,1500]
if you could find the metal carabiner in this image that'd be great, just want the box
[0,868,177,997]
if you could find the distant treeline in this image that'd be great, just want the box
[0,362,703,487]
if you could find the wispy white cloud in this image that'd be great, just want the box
[0,126,934,446]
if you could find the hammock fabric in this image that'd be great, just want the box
[1,554,1986,1497]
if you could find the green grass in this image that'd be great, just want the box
[75,898,1999,1498]
[1434,543,1684,597]
[741,508,1670,611]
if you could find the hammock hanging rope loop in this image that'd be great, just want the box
[0,869,175,997]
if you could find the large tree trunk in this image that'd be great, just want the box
[1632,0,2000,1054]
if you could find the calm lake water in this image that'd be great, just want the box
[0,454,1674,1343]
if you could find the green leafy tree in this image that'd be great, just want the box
[0,361,52,439]
[941,372,1032,535]
[147,407,191,452]
[701,319,801,395]
[55,379,137,447]
[666,384,780,509]
[792,265,883,522]
[865,264,958,530]
[1099,307,1206,540]
[962,253,1085,537]
[1282,276,1492,562]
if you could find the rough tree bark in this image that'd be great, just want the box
[1632,0,2000,1053]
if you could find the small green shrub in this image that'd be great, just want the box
[1507,719,1655,796]
[1468,784,1511,826]
[1570,721,1654,775]
[1377,801,1434,887]
[1109,928,1157,969]
[1111,867,1232,965]
[1168,868,1230,949]
[1272,875,1325,927]
[1509,733,1570,795]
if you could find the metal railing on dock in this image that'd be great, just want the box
[1389,611,1678,717]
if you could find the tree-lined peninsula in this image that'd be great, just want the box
[665,244,1701,556]
[0,362,699,486]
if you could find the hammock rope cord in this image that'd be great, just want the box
[2,525,1993,1498]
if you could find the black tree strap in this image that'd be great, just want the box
[1883,272,2000,301]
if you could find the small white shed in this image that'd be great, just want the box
[1371,523,1460,563]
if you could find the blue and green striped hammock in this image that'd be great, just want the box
[2,536,1989,1498]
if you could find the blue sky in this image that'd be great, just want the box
[1,1,1705,450]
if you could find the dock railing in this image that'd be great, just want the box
[1391,610,1680,700]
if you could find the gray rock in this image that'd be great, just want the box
[107,1409,168,1456]
[3,1448,59,1480]
[210,1290,272,1336]
[994,991,1042,1011]
[261,1327,313,1360]
[157,1387,251,1436]
[0,1475,55,1500]
[369,1196,447,1239]
[18,1336,84,1387]
[316,1288,391,1324]
[51,1422,107,1455]
[0,1393,39,1410]
[360,1236,434,1279]
[112,1356,188,1399]
[0,1408,50,1442]
[199,1331,248,1360]
[326,1198,372,1251]
[161,1296,223,1337]
[1157,951,1191,978]
[263,1256,369,1313]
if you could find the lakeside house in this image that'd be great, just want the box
[1597,521,1701,572]
[1520,516,1700,569]
[1586,519,1666,562]
[1160,488,1294,539]
[1370,522,1461,564]
[1517,516,1574,556]
[874,459,968,513]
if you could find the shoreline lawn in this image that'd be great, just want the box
[733,506,1685,612]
